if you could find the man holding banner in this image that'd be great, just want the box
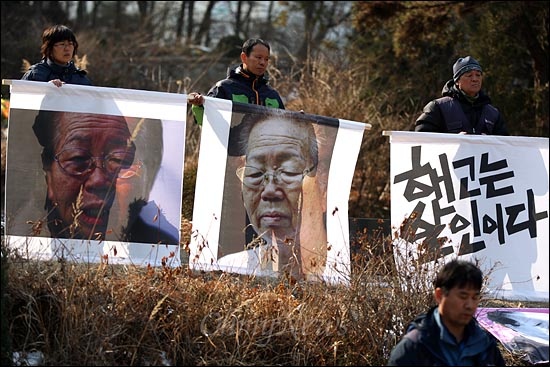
[187,38,285,125]
[414,56,508,136]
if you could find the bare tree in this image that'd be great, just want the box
[90,1,102,29]
[76,1,87,28]
[260,1,276,38]
[232,1,255,38]
[137,0,156,31]
[288,1,351,64]
[175,1,186,43]
[194,1,217,46]
[186,1,195,43]
[235,0,243,36]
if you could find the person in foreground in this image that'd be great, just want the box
[387,259,506,366]
[21,24,92,87]
[414,56,508,135]
[187,38,285,125]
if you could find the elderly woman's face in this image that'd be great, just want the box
[240,118,313,242]
[45,112,133,239]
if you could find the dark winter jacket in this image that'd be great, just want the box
[21,58,92,86]
[192,64,284,125]
[387,306,506,366]
[414,80,508,135]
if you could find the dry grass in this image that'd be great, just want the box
[2,224,546,366]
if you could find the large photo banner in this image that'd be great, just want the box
[477,307,549,365]
[388,131,549,301]
[4,80,186,267]
[189,98,368,283]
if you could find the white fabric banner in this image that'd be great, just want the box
[189,99,369,284]
[388,131,549,301]
[4,80,186,267]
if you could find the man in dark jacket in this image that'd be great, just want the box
[187,38,285,125]
[387,260,506,366]
[414,56,508,135]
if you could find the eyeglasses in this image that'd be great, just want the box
[236,165,314,189]
[54,148,135,178]
[53,41,75,49]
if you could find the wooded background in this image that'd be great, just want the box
[1,1,548,222]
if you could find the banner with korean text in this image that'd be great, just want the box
[4,80,186,266]
[189,98,369,284]
[388,131,549,301]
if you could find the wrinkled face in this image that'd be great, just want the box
[241,44,270,76]
[457,70,483,97]
[45,112,134,239]
[436,285,481,331]
[50,40,75,65]
[240,118,313,242]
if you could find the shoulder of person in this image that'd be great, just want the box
[30,59,50,70]
[419,99,442,115]
[213,77,237,92]
[75,68,88,76]
[433,95,455,106]
[67,61,86,74]
[215,78,229,87]
[75,74,93,86]
[205,80,226,97]
[22,61,51,80]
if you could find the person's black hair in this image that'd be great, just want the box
[33,109,61,166]
[40,24,79,59]
[241,38,270,56]
[433,259,483,292]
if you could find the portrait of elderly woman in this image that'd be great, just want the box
[217,105,338,280]
[5,108,178,245]
[31,110,135,240]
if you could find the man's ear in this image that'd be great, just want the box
[434,287,444,304]
[240,51,246,64]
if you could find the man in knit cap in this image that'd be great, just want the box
[414,56,508,135]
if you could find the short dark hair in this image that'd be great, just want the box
[41,24,79,59]
[33,109,63,162]
[241,38,270,56]
[433,259,483,292]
